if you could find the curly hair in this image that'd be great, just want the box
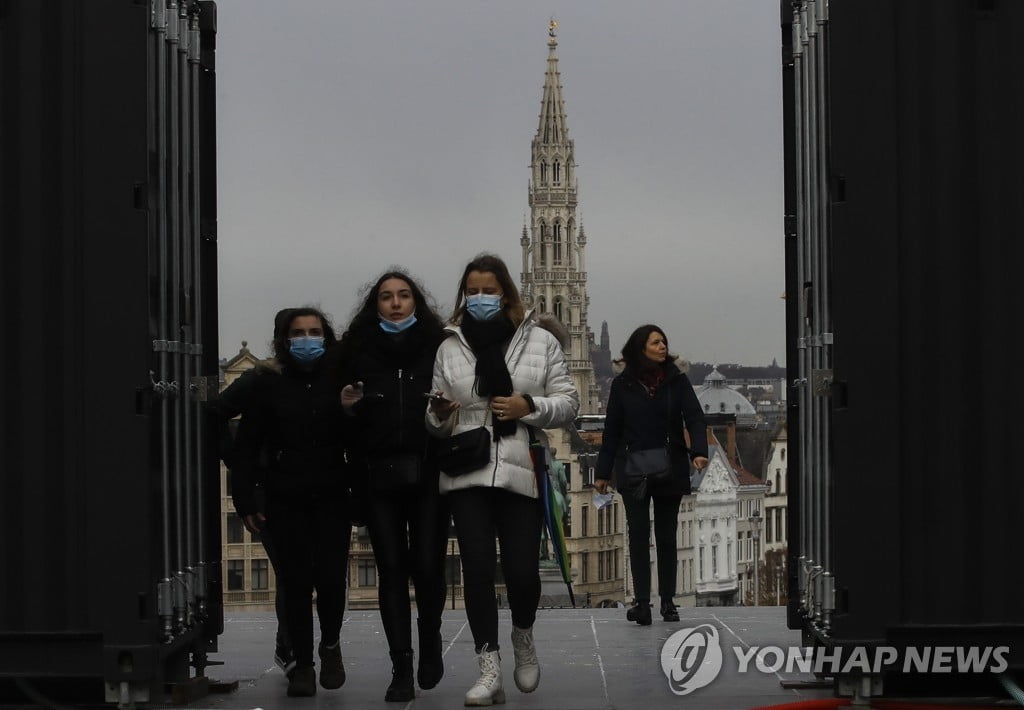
[338,269,446,350]
[450,253,525,326]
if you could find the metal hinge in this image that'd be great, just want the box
[811,369,833,396]
[190,375,219,402]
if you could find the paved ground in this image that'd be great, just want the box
[188,606,837,710]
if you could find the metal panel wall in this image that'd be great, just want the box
[783,0,1024,688]
[0,1,220,702]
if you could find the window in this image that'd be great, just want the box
[540,162,548,184]
[612,502,618,533]
[598,551,606,581]
[781,447,786,461]
[553,298,563,322]
[226,514,245,544]
[712,544,718,576]
[553,223,563,264]
[581,505,589,537]
[357,559,377,587]
[614,550,620,579]
[553,161,561,184]
[251,559,269,590]
[712,518,717,529]
[766,514,773,544]
[776,472,782,495]
[226,560,244,591]
[597,507,605,535]
[698,548,705,581]
[580,552,589,583]
[727,541,733,571]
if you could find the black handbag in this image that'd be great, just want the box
[623,447,673,486]
[436,426,491,477]
[367,453,423,493]
[622,391,685,494]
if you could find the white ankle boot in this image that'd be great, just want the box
[464,648,504,706]
[510,626,540,693]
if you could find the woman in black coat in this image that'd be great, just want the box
[232,307,350,697]
[594,324,708,625]
[337,270,449,703]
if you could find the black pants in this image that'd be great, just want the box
[266,493,351,668]
[622,492,682,604]
[449,487,541,652]
[365,486,450,653]
[256,526,290,651]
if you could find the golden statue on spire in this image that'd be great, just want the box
[549,18,558,38]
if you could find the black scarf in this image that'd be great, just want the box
[461,315,517,440]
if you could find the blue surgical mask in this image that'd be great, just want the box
[289,336,325,363]
[379,312,417,333]
[465,294,502,321]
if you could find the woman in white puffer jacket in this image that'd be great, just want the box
[425,254,579,707]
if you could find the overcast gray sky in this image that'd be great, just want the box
[215,1,785,366]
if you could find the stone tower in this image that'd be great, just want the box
[520,21,599,414]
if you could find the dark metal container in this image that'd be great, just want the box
[782,0,1024,698]
[0,1,221,703]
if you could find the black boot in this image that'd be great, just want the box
[417,618,444,690]
[626,600,652,626]
[318,640,346,689]
[660,599,680,622]
[385,649,415,702]
[286,665,317,697]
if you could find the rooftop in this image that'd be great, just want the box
[197,607,834,709]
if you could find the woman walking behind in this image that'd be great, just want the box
[426,254,579,706]
[337,271,450,702]
[593,325,708,626]
[232,307,351,697]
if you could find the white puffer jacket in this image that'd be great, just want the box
[425,311,580,498]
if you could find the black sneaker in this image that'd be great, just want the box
[286,665,316,697]
[318,640,346,690]
[275,644,297,678]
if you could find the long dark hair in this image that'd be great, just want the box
[620,324,674,373]
[450,253,525,326]
[272,306,338,365]
[339,269,446,349]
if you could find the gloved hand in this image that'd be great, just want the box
[341,381,364,411]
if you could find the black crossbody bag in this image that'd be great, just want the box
[623,389,684,489]
[435,421,491,477]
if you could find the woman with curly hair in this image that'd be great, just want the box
[337,270,449,702]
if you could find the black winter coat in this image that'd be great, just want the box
[232,356,347,515]
[596,360,709,496]
[338,323,442,493]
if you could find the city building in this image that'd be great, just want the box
[519,21,600,415]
